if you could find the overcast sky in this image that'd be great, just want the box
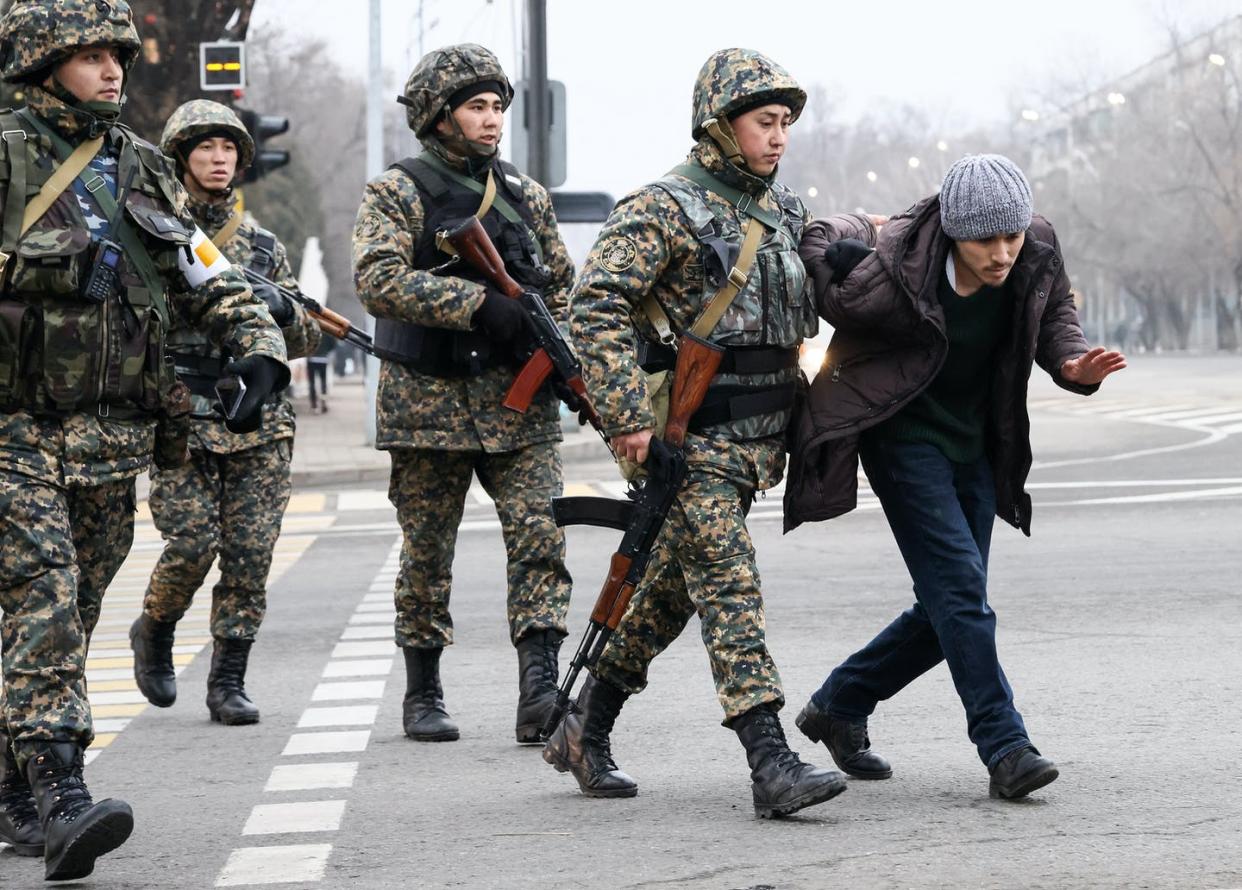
[252,0,1239,198]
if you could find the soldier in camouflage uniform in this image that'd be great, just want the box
[542,49,847,819]
[0,1,287,879]
[128,99,321,726]
[351,44,574,745]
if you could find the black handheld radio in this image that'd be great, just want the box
[81,166,137,304]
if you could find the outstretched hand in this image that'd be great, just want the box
[1061,347,1127,385]
[611,429,654,465]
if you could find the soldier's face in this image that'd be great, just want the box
[53,45,123,104]
[731,103,793,176]
[439,92,505,148]
[185,137,239,195]
[953,231,1026,290]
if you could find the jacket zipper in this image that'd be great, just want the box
[759,263,770,342]
[97,294,111,405]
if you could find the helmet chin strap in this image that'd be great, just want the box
[442,108,500,160]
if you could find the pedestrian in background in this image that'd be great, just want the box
[130,99,320,726]
[308,333,334,414]
[785,154,1126,799]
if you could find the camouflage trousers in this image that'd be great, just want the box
[0,472,136,763]
[593,469,783,724]
[388,442,571,648]
[143,440,292,641]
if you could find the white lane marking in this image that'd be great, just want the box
[335,491,391,511]
[282,731,371,756]
[361,593,390,603]
[215,844,333,886]
[339,626,391,640]
[331,641,393,659]
[1033,426,1227,470]
[347,612,393,626]
[1057,485,1242,505]
[264,763,359,793]
[242,801,346,835]
[311,680,385,702]
[1026,478,1242,489]
[321,659,393,678]
[297,705,379,728]
[353,602,393,613]
[93,719,131,732]
[87,691,148,705]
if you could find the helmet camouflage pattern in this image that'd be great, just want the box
[398,43,514,136]
[0,0,141,84]
[691,48,806,139]
[160,99,256,172]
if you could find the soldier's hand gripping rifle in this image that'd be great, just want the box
[441,217,607,435]
[538,331,725,737]
[241,268,382,359]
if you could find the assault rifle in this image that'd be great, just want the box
[539,331,725,737]
[241,268,381,359]
[441,217,606,434]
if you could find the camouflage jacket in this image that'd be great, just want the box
[352,144,574,453]
[570,140,814,491]
[171,194,320,454]
[0,108,287,487]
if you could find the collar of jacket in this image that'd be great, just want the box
[421,134,494,180]
[690,138,773,198]
[24,83,120,142]
[878,194,1056,316]
[186,192,236,235]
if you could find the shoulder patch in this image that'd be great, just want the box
[357,212,384,240]
[599,235,638,273]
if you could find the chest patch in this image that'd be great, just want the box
[599,235,637,273]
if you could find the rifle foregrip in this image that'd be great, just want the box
[312,313,350,340]
[444,217,522,298]
[664,333,725,448]
[503,349,555,412]
[604,580,637,630]
[590,553,633,625]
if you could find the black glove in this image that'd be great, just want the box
[551,378,584,416]
[253,279,294,326]
[472,288,529,342]
[222,355,287,434]
[823,238,873,284]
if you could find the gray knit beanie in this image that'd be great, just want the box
[939,154,1033,241]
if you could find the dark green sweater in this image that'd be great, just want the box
[876,267,1012,462]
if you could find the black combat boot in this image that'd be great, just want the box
[795,698,892,780]
[26,742,133,881]
[402,648,459,741]
[129,614,178,707]
[733,704,848,819]
[0,743,44,857]
[205,638,261,725]
[542,674,637,798]
[514,630,563,745]
[988,745,1058,799]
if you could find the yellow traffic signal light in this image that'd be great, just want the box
[199,41,245,91]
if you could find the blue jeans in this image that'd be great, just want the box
[813,438,1029,768]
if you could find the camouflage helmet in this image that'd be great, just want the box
[691,48,806,139]
[0,0,141,84]
[398,43,514,136]
[160,99,256,173]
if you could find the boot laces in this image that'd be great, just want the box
[215,645,250,694]
[35,760,93,823]
[0,771,39,829]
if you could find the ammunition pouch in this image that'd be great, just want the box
[373,317,512,378]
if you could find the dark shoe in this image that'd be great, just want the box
[989,745,1058,799]
[130,614,178,707]
[734,704,847,819]
[26,742,133,881]
[402,648,459,741]
[795,698,892,780]
[514,630,563,745]
[0,743,44,857]
[542,675,637,798]
[206,638,261,725]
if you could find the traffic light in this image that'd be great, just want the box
[199,41,246,91]
[235,109,290,183]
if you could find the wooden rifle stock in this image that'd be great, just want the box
[443,217,522,298]
[664,332,725,448]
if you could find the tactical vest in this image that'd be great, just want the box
[168,224,277,409]
[372,153,548,378]
[647,170,817,440]
[0,109,184,420]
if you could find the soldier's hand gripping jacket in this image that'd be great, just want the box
[0,0,286,876]
[131,99,321,722]
[351,43,574,743]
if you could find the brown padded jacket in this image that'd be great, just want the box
[783,194,1097,535]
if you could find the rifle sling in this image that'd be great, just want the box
[212,210,245,249]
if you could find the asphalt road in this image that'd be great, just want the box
[2,355,1239,889]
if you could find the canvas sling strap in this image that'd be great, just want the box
[639,164,778,344]
[18,109,168,324]
[408,150,520,260]
[212,209,245,249]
